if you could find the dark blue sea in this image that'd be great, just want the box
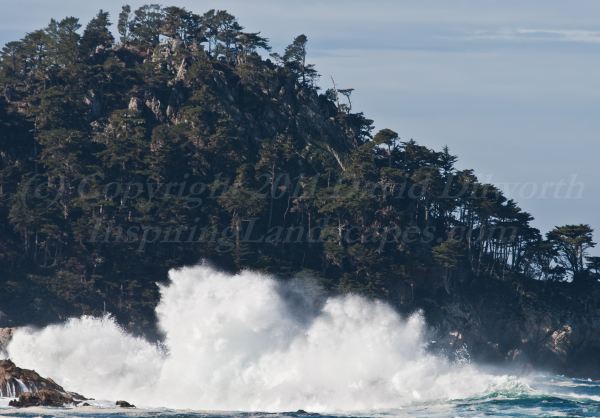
[2,375,599,418]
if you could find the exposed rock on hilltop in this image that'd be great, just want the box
[0,359,86,407]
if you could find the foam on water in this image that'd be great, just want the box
[6,265,519,412]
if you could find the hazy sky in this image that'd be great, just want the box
[1,0,599,249]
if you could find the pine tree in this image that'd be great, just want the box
[45,17,81,68]
[117,5,132,44]
[548,224,596,282]
[161,6,202,46]
[282,34,317,86]
[129,4,163,48]
[80,10,114,56]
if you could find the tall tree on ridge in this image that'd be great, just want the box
[283,34,317,86]
[80,10,114,56]
[129,4,164,48]
[547,224,596,282]
[117,5,132,44]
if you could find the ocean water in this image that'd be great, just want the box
[1,266,599,417]
[1,378,600,418]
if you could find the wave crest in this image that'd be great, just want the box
[7,265,516,412]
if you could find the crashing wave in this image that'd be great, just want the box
[7,265,519,412]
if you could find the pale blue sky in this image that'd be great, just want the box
[1,0,599,249]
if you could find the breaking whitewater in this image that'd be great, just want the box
[1,265,600,417]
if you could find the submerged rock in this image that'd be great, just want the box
[116,400,136,408]
[0,359,86,407]
[9,389,75,408]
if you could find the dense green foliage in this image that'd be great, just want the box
[0,5,598,332]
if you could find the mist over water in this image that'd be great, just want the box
[6,265,518,412]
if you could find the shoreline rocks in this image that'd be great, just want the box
[8,390,77,408]
[116,400,136,408]
[0,359,86,407]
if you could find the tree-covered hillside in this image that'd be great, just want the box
[0,5,599,374]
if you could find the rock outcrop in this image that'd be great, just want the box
[116,400,136,408]
[0,359,86,407]
[425,278,600,378]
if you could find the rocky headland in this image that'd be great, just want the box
[0,3,599,384]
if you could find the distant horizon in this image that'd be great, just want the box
[2,0,599,253]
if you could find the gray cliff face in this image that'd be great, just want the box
[425,280,600,378]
